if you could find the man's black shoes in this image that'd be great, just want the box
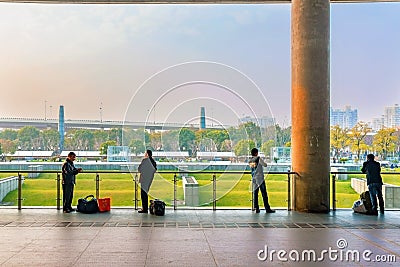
[138,209,148,213]
[266,209,276,213]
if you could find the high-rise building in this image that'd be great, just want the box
[383,104,400,128]
[238,116,276,128]
[330,106,358,129]
[371,116,385,131]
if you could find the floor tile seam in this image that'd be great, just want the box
[342,228,400,257]
[351,230,400,252]
[144,223,155,267]
[201,229,219,267]
[70,227,103,266]
[1,232,40,266]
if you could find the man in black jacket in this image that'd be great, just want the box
[361,154,384,215]
[62,152,82,213]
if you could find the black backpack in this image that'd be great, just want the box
[360,191,373,213]
[150,199,166,216]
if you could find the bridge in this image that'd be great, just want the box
[0,117,229,131]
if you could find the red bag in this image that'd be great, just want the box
[97,197,111,212]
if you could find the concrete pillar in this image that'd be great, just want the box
[291,0,330,213]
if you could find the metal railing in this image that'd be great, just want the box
[1,170,399,211]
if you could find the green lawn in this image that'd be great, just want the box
[2,170,398,208]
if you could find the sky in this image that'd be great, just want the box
[0,2,399,127]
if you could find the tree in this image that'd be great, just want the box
[0,139,17,154]
[275,125,291,147]
[93,130,109,150]
[18,126,40,150]
[41,129,59,150]
[100,140,117,155]
[108,128,123,146]
[129,139,145,155]
[348,122,371,161]
[234,139,255,157]
[261,140,275,158]
[73,129,95,150]
[178,128,195,152]
[238,122,262,147]
[149,132,162,151]
[330,125,349,160]
[0,129,18,140]
[220,139,232,152]
[160,130,179,151]
[373,128,398,160]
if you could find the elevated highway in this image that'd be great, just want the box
[0,117,229,130]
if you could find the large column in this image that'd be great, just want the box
[291,0,330,213]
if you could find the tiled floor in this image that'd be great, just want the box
[0,208,399,266]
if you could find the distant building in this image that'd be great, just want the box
[383,104,400,128]
[238,116,276,128]
[271,147,291,163]
[371,116,385,131]
[107,146,130,162]
[330,106,358,129]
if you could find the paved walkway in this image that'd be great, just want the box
[0,208,399,266]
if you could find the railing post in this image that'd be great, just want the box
[212,173,217,211]
[134,173,138,210]
[287,169,291,211]
[251,173,254,211]
[95,173,100,199]
[173,173,177,210]
[332,173,336,211]
[17,173,23,210]
[56,172,61,210]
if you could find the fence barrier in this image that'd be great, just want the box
[0,170,399,211]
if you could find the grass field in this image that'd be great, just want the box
[1,170,399,208]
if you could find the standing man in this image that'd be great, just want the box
[249,148,275,214]
[62,152,82,213]
[361,154,384,215]
[137,150,157,213]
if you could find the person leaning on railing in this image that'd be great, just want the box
[361,153,384,215]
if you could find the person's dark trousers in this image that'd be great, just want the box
[368,183,384,214]
[62,184,74,211]
[253,181,271,211]
[141,188,149,212]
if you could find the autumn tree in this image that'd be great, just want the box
[348,122,371,161]
[330,125,349,160]
[373,128,398,160]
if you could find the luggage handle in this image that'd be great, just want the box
[84,195,95,200]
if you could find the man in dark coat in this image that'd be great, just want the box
[62,152,82,213]
[361,154,384,215]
